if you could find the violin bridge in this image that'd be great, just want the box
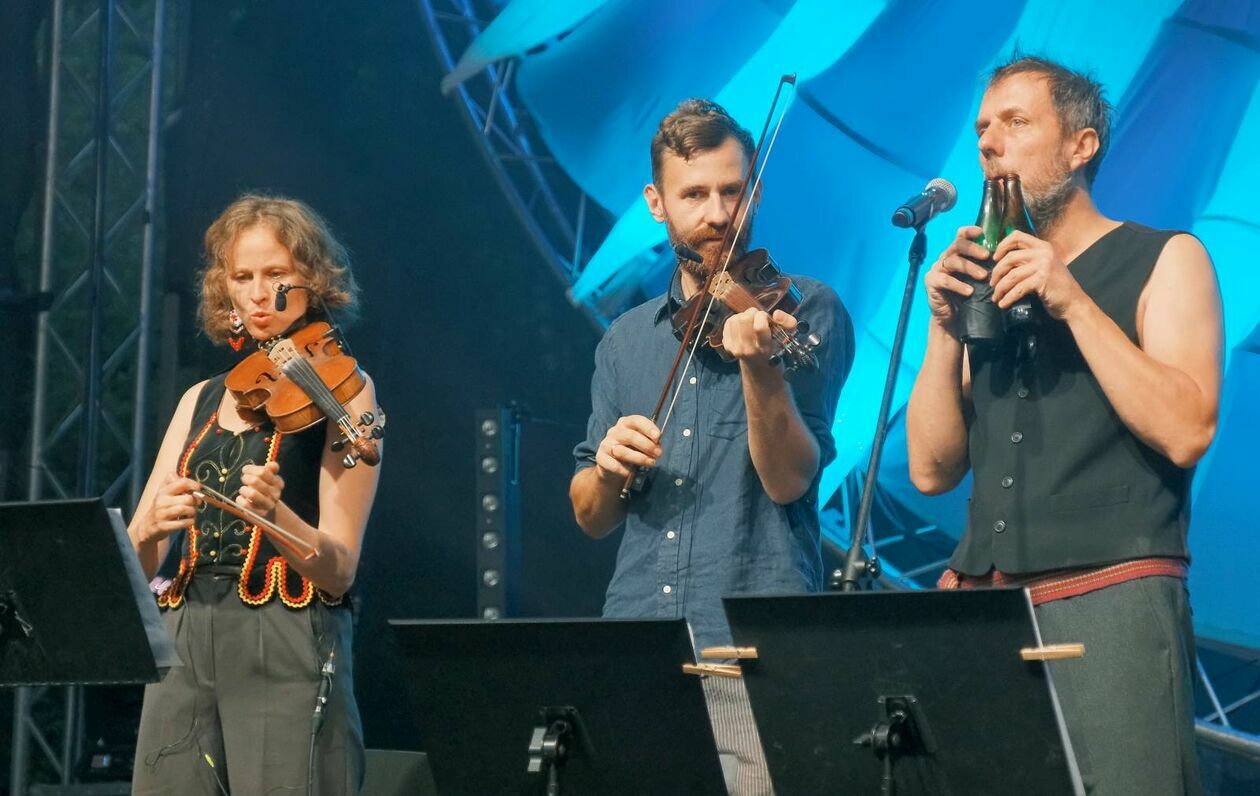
[709,271,736,300]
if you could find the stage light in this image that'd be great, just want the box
[475,408,520,620]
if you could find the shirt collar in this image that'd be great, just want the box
[653,268,688,325]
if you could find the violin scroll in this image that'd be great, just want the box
[330,409,386,468]
[769,321,821,373]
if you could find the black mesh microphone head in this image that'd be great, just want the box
[274,283,289,311]
[673,242,703,264]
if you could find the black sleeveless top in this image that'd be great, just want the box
[951,222,1191,575]
[158,374,340,609]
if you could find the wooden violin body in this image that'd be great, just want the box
[670,249,820,373]
[225,321,383,467]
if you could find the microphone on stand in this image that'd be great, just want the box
[834,178,956,593]
[890,178,957,229]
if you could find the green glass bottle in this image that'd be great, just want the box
[1001,173,1047,328]
[959,177,1005,347]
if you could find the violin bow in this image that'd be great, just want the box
[620,74,797,500]
[192,482,320,561]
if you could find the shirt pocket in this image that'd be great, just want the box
[709,418,748,440]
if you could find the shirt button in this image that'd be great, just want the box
[675,478,684,487]
[1017,387,1030,399]
[1001,476,1014,488]
[1010,431,1024,444]
[993,520,1007,533]
[689,376,697,385]
[663,585,672,594]
[213,531,221,538]
[682,428,692,437]
[666,530,676,540]
[209,549,218,557]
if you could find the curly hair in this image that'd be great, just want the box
[198,194,359,344]
[650,98,755,187]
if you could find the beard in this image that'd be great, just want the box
[666,214,755,279]
[1021,156,1078,233]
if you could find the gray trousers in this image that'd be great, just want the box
[132,571,364,795]
[1035,576,1201,795]
[703,674,775,796]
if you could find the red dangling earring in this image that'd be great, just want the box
[228,307,247,351]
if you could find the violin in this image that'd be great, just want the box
[224,320,384,467]
[670,246,820,373]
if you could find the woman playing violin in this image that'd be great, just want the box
[129,194,379,795]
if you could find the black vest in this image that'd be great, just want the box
[950,222,1191,575]
[157,374,335,610]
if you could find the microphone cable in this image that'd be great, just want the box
[307,641,336,796]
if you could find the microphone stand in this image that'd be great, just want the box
[831,226,928,591]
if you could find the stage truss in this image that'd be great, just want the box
[10,0,173,792]
[418,0,625,328]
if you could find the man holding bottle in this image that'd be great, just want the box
[907,55,1221,793]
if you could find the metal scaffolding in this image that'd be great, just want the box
[10,0,170,791]
[418,0,621,328]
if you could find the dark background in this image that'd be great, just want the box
[1,0,609,760]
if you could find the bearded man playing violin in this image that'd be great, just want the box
[570,99,854,796]
[128,195,379,795]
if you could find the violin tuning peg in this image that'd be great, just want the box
[371,426,384,440]
[807,333,821,348]
[796,321,811,335]
[342,453,358,468]
[360,411,374,425]
[331,439,346,452]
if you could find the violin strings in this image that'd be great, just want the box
[282,355,362,442]
[280,355,352,426]
[658,90,794,435]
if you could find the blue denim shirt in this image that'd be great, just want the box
[574,273,853,650]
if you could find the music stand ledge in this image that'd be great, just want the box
[0,498,175,687]
[388,617,726,796]
[724,588,1085,796]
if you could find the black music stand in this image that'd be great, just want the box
[0,499,177,686]
[724,589,1084,795]
[388,617,726,796]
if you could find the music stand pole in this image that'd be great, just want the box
[832,227,928,591]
